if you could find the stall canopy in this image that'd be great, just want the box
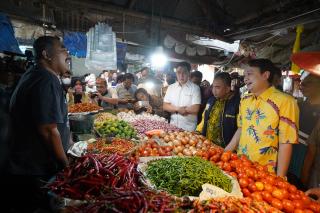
[0,13,22,55]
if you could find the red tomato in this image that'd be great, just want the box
[208,149,216,157]
[264,183,274,193]
[271,198,283,210]
[281,189,289,200]
[222,163,232,172]
[238,173,248,179]
[282,199,294,213]
[301,195,311,206]
[293,209,305,213]
[251,192,263,201]
[288,185,297,193]
[261,191,273,203]
[265,175,276,185]
[293,200,304,209]
[276,180,288,189]
[142,150,149,156]
[239,178,249,188]
[242,188,251,197]
[221,151,231,162]
[248,182,258,192]
[272,188,285,200]
[248,178,254,184]
[231,153,238,160]
[309,202,320,212]
[246,168,255,178]
[303,210,314,213]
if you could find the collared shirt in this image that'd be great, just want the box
[164,81,201,131]
[116,83,137,109]
[237,86,299,172]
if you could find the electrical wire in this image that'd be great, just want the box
[225,7,320,36]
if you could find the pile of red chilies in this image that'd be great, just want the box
[67,189,181,213]
[47,153,140,200]
[48,153,185,212]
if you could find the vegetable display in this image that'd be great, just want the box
[87,138,135,155]
[68,103,102,113]
[192,197,282,213]
[158,131,222,157]
[94,119,137,139]
[130,119,181,136]
[66,188,190,213]
[136,140,173,157]
[94,112,117,123]
[117,111,166,123]
[47,154,140,200]
[197,150,320,213]
[146,157,232,197]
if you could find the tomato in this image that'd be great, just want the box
[251,192,263,201]
[242,188,251,197]
[238,173,248,179]
[231,153,238,160]
[221,151,231,162]
[282,199,294,213]
[222,163,232,172]
[208,149,216,157]
[301,195,311,206]
[255,182,264,191]
[309,202,320,212]
[265,175,276,185]
[276,180,288,189]
[248,182,258,192]
[210,155,220,162]
[264,183,274,193]
[246,168,255,178]
[288,185,297,193]
[272,188,285,200]
[247,178,254,184]
[303,210,314,213]
[271,198,283,210]
[293,209,305,213]
[216,161,224,169]
[293,200,304,209]
[142,150,149,156]
[257,171,268,179]
[239,178,249,188]
[261,191,273,203]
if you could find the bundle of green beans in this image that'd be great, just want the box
[146,157,232,197]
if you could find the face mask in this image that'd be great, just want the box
[62,77,71,85]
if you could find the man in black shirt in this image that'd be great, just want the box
[7,36,70,212]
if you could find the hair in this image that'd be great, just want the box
[96,77,107,86]
[176,61,191,72]
[134,88,150,100]
[124,73,135,81]
[33,36,60,61]
[116,74,125,83]
[190,70,203,79]
[248,59,279,84]
[214,72,232,86]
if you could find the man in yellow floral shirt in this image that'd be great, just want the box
[226,59,299,177]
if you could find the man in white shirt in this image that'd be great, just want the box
[163,62,201,131]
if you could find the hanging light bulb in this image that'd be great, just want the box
[151,46,167,69]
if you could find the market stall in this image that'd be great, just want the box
[46,104,320,213]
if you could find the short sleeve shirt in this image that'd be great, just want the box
[116,83,137,109]
[9,66,69,176]
[164,81,201,131]
[98,88,118,109]
[237,86,299,172]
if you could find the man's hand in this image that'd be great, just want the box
[97,92,103,99]
[306,188,320,202]
[146,105,153,113]
[178,107,187,115]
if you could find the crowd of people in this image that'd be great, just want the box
[1,35,320,212]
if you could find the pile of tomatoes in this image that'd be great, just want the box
[196,148,320,213]
[135,140,173,157]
